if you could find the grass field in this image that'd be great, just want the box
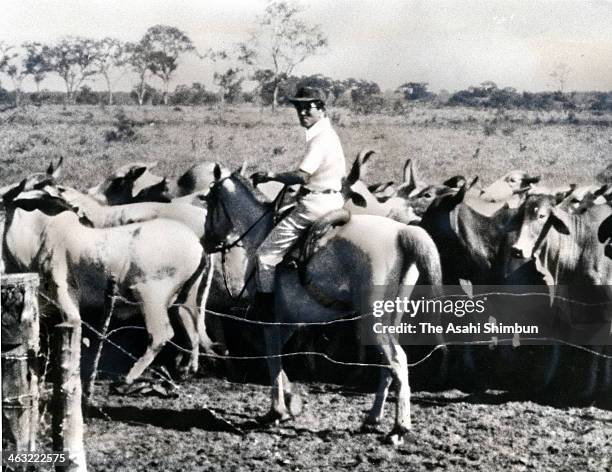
[2,104,612,470]
[1,104,611,191]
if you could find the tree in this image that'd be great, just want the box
[213,67,244,105]
[22,42,50,92]
[549,62,571,93]
[125,40,150,106]
[0,43,27,106]
[141,25,195,105]
[45,37,99,104]
[238,1,328,111]
[397,82,432,101]
[92,38,126,105]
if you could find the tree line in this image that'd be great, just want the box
[1,0,611,113]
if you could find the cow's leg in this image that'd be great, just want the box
[364,367,393,425]
[379,339,411,446]
[176,306,199,374]
[125,286,173,384]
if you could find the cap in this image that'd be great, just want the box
[288,86,326,105]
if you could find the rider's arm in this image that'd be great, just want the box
[266,170,310,186]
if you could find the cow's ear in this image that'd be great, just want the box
[598,215,612,243]
[239,161,249,177]
[127,166,147,181]
[467,176,479,191]
[524,175,540,185]
[550,207,571,235]
[403,159,417,194]
[47,156,64,180]
[443,175,466,189]
[2,180,27,203]
[213,163,222,181]
[348,191,367,208]
[451,184,467,204]
[553,185,575,204]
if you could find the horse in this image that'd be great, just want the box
[203,164,444,445]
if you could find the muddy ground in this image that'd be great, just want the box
[27,373,610,472]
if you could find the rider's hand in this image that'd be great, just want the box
[251,171,271,186]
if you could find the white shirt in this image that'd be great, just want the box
[299,117,346,192]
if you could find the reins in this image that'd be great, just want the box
[209,177,287,301]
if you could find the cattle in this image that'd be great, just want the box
[419,185,532,285]
[558,184,611,214]
[2,173,212,384]
[510,194,612,398]
[176,161,230,197]
[56,184,207,239]
[343,151,420,224]
[88,161,171,205]
[479,170,541,203]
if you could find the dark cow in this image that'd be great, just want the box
[419,185,532,285]
[510,194,612,399]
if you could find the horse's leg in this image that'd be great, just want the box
[281,369,303,416]
[260,325,296,423]
[364,367,393,425]
[379,339,411,446]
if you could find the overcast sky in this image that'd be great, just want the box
[2,0,612,93]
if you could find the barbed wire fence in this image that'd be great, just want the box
[36,289,612,411]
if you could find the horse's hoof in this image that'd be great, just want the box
[363,414,381,426]
[257,410,291,425]
[287,393,303,416]
[385,427,410,447]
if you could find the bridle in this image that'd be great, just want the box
[205,176,274,300]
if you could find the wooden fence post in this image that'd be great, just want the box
[52,322,87,471]
[1,273,40,454]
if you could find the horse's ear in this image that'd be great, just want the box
[213,163,222,181]
[47,156,64,180]
[239,161,249,177]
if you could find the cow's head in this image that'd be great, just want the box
[341,149,377,207]
[558,184,610,214]
[1,158,63,210]
[405,176,468,217]
[2,178,75,217]
[510,195,571,259]
[480,170,540,202]
[177,161,230,197]
[87,162,166,205]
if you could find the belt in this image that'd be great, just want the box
[298,187,340,196]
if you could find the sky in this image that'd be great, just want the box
[1,0,612,93]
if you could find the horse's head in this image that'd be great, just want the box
[203,163,268,253]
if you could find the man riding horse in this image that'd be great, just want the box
[250,86,347,320]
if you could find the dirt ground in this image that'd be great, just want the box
[33,374,609,472]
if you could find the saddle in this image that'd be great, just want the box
[279,208,352,310]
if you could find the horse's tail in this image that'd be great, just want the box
[398,226,443,298]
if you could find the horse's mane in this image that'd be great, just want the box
[230,172,276,207]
